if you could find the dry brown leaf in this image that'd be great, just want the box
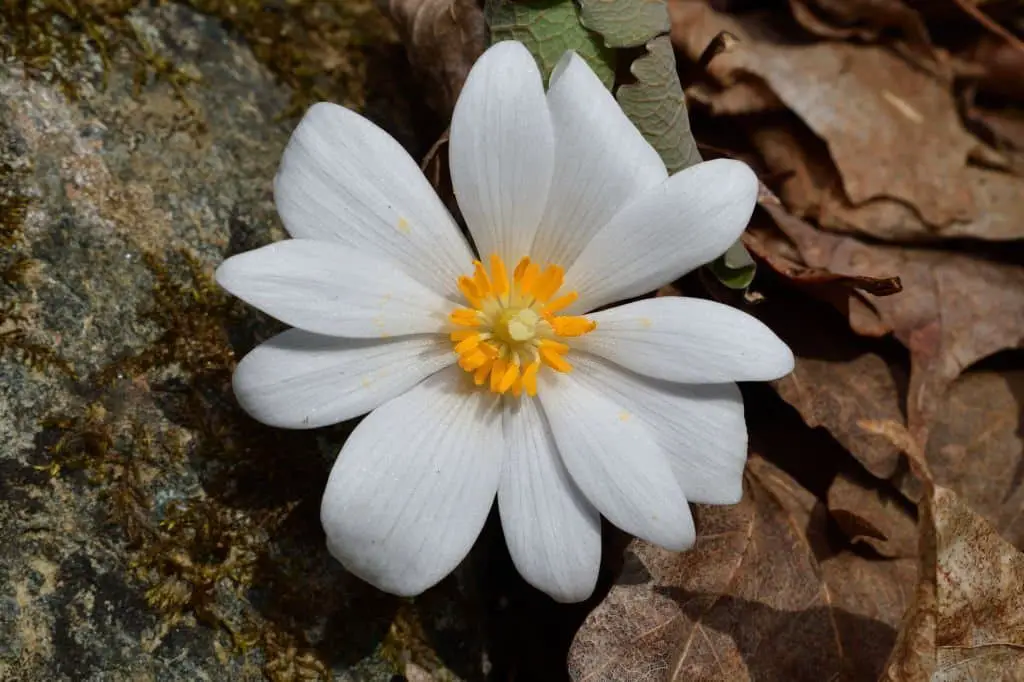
[884,481,1024,681]
[758,295,908,480]
[377,0,486,117]
[964,35,1024,101]
[743,216,903,295]
[568,456,915,681]
[787,0,932,51]
[763,202,1024,446]
[926,370,1024,549]
[827,471,918,557]
[671,2,977,227]
[750,117,1024,242]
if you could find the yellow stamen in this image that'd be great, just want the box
[538,338,570,355]
[521,362,539,396]
[539,344,572,373]
[478,342,499,359]
[513,256,531,283]
[454,334,481,355]
[489,254,509,298]
[532,265,564,302]
[450,329,476,342]
[458,276,482,307]
[472,260,491,297]
[489,358,507,393]
[498,362,519,393]
[510,377,523,397]
[461,349,489,371]
[543,291,577,315]
[518,262,540,298]
[473,362,492,386]
[550,316,597,337]
[450,308,482,327]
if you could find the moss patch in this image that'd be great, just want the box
[0,0,396,115]
[0,136,75,377]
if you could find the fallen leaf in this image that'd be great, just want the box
[764,202,1024,446]
[749,116,1024,242]
[670,2,977,227]
[743,212,902,296]
[827,470,918,558]
[759,292,908,480]
[378,0,487,117]
[884,481,1024,680]
[786,0,932,55]
[964,34,1024,101]
[568,456,914,681]
[926,370,1024,549]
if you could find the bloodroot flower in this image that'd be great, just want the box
[216,41,794,602]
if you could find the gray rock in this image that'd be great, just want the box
[0,4,480,680]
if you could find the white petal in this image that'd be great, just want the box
[449,41,555,265]
[537,372,695,550]
[530,52,667,268]
[576,297,795,383]
[232,330,455,429]
[274,102,473,298]
[564,159,759,313]
[570,353,747,504]
[498,396,601,603]
[321,367,503,596]
[216,239,451,338]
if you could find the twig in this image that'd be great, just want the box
[950,0,1024,55]
[696,31,739,72]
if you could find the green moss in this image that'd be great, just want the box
[42,253,361,680]
[10,1,430,676]
[181,0,396,114]
[0,148,76,376]
[95,250,240,386]
[0,0,200,108]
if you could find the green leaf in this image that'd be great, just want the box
[708,240,757,290]
[615,34,701,173]
[484,0,616,88]
[579,0,670,48]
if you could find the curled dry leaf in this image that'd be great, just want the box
[378,0,486,117]
[670,2,978,228]
[827,471,918,558]
[744,204,903,295]
[568,456,915,681]
[764,201,1024,446]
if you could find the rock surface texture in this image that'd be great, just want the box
[0,3,479,680]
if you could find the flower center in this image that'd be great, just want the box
[448,254,597,397]
[495,307,539,343]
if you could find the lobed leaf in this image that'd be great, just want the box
[484,0,615,88]
[579,0,669,48]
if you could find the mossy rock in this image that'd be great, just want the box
[0,3,481,680]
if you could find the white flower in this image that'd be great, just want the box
[215,41,794,603]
